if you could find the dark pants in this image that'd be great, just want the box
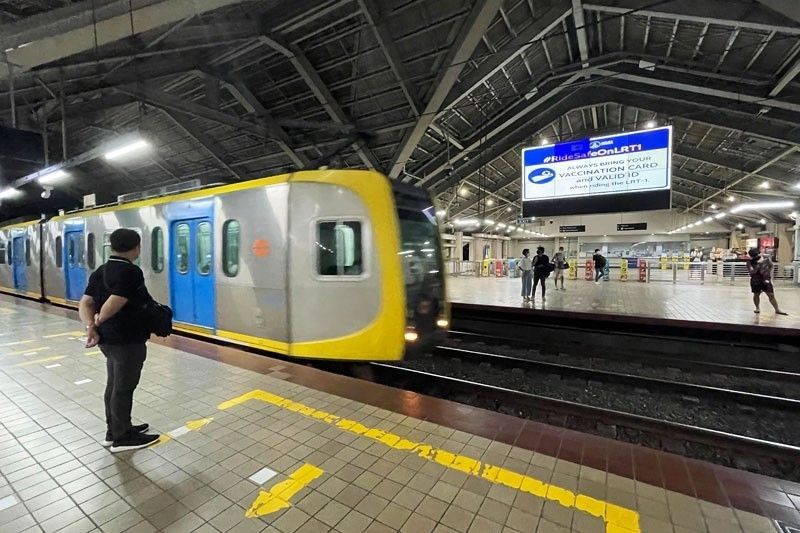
[100,343,146,440]
[595,268,604,282]
[533,271,547,296]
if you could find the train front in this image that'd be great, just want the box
[392,183,448,355]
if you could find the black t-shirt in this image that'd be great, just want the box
[84,256,152,344]
[593,254,606,268]
[533,254,550,271]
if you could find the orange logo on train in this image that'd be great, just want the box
[251,239,271,258]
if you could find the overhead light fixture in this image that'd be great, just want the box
[645,120,656,129]
[38,169,69,185]
[486,198,494,206]
[508,225,516,230]
[714,213,726,219]
[0,188,22,200]
[736,223,744,229]
[103,138,151,161]
[455,218,479,226]
[483,219,494,225]
[506,207,513,212]
[540,138,549,146]
[458,187,468,196]
[758,181,770,189]
[759,218,767,225]
[435,209,446,217]
[703,216,713,223]
[497,223,507,228]
[709,204,717,210]
[730,200,794,213]
[727,195,735,202]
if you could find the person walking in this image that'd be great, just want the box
[79,229,161,452]
[553,246,566,290]
[593,249,606,284]
[519,248,533,302]
[532,246,551,301]
[747,248,788,316]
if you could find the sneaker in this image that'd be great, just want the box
[102,423,150,447]
[110,433,160,453]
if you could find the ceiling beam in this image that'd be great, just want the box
[0,0,259,78]
[358,0,420,116]
[388,0,504,178]
[164,110,246,180]
[437,2,571,119]
[258,35,382,171]
[769,59,800,97]
[571,0,590,70]
[584,0,800,35]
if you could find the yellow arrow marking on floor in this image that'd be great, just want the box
[43,331,85,339]
[185,417,213,431]
[245,464,323,518]
[219,390,641,533]
[13,356,65,368]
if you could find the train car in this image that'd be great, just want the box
[36,169,446,361]
[0,219,42,300]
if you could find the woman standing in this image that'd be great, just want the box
[519,249,533,302]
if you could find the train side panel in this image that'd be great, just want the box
[0,222,42,299]
[213,184,290,350]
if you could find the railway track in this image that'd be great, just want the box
[364,337,800,481]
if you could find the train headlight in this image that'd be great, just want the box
[436,318,449,328]
[404,329,419,342]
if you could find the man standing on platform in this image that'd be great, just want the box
[593,249,606,284]
[747,248,788,316]
[553,246,566,291]
[79,229,160,453]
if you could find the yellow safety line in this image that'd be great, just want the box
[13,356,65,368]
[86,350,102,356]
[43,331,85,339]
[0,339,36,347]
[4,346,49,356]
[245,464,324,518]
[219,390,640,533]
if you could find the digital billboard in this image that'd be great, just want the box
[521,126,672,216]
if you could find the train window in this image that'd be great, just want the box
[317,221,363,276]
[56,236,63,267]
[25,238,31,266]
[196,221,212,276]
[222,220,240,277]
[151,227,164,272]
[87,233,95,269]
[67,237,76,266]
[176,223,190,274]
[0,242,5,264]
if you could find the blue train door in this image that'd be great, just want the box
[64,228,87,300]
[11,236,26,290]
[170,218,215,329]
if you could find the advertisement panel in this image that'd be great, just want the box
[521,126,672,216]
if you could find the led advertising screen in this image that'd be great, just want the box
[521,126,672,216]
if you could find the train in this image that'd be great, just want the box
[0,169,448,361]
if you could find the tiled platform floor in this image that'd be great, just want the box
[447,276,800,331]
[1,295,799,533]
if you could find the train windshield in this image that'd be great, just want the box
[393,186,445,335]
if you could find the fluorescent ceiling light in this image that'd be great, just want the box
[486,199,494,206]
[714,213,726,219]
[435,209,446,217]
[758,181,770,189]
[483,219,494,225]
[506,207,512,212]
[0,188,22,200]
[540,138,549,145]
[458,187,468,196]
[645,120,656,129]
[703,216,713,223]
[497,223,507,228]
[759,218,767,224]
[730,200,794,213]
[736,223,744,229]
[455,218,479,226]
[104,139,151,161]
[727,195,735,202]
[38,169,69,185]
[709,204,717,210]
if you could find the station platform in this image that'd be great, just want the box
[1,295,799,533]
[447,276,800,333]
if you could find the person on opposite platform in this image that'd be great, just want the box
[552,246,567,291]
[79,229,161,453]
[532,246,551,301]
[518,248,533,302]
[593,249,606,284]
[746,248,787,316]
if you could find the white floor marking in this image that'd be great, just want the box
[74,379,92,385]
[248,467,278,485]
[167,426,190,438]
[0,494,18,511]
[45,364,61,369]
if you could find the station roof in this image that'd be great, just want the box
[0,0,798,226]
